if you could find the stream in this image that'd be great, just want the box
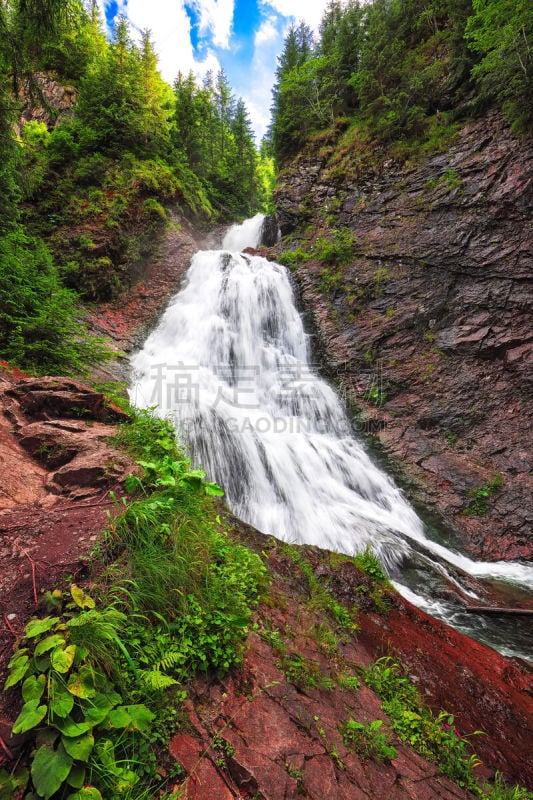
[130,215,533,662]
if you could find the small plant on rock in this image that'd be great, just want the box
[353,546,389,583]
[340,718,398,762]
[463,475,504,516]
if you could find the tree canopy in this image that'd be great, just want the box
[0,2,272,373]
[269,0,532,165]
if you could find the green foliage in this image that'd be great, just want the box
[259,626,287,656]
[0,230,110,374]
[313,227,356,266]
[278,652,335,692]
[141,197,168,222]
[482,774,533,800]
[337,672,361,692]
[211,732,235,762]
[463,474,504,516]
[108,408,267,670]
[353,546,389,582]
[278,543,359,633]
[363,382,388,406]
[0,6,269,345]
[4,586,154,800]
[340,718,398,761]
[171,69,266,218]
[446,430,459,446]
[270,22,317,163]
[278,245,313,270]
[319,267,343,294]
[75,18,170,160]
[425,167,463,192]
[279,228,356,279]
[364,657,488,792]
[269,0,530,165]
[0,768,29,798]
[465,0,533,132]
[18,121,51,200]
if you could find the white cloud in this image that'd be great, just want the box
[125,0,223,84]
[191,0,235,49]
[254,16,278,47]
[239,13,287,142]
[95,0,106,23]
[260,0,331,32]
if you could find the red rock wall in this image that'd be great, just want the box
[273,112,533,562]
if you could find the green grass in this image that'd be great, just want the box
[278,543,359,633]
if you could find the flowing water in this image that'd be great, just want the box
[130,214,533,661]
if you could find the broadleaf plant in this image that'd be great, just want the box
[3,586,154,799]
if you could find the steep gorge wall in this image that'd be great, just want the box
[273,113,532,562]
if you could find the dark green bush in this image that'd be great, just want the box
[0,230,110,374]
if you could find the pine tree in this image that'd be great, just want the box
[270,23,317,164]
[466,0,533,130]
[214,68,235,160]
[76,15,167,158]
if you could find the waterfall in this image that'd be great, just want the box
[130,216,533,659]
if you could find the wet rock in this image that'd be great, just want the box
[168,734,235,800]
[260,214,280,247]
[48,450,126,492]
[18,421,81,467]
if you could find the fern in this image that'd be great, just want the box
[139,669,180,690]
[156,648,186,672]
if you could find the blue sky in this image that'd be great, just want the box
[99,0,333,141]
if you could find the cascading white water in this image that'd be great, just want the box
[130,215,533,657]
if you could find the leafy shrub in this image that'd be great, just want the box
[72,153,111,186]
[353,546,389,582]
[278,652,335,691]
[0,230,110,374]
[108,409,267,671]
[18,121,51,199]
[2,409,268,798]
[131,159,180,200]
[142,197,168,222]
[312,227,357,266]
[3,586,155,800]
[364,657,485,792]
[278,246,312,270]
[46,124,80,168]
[278,543,359,633]
[482,773,533,800]
[319,267,343,294]
[363,382,388,406]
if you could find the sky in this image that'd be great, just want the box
[99,0,334,142]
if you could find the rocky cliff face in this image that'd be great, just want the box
[273,112,532,562]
